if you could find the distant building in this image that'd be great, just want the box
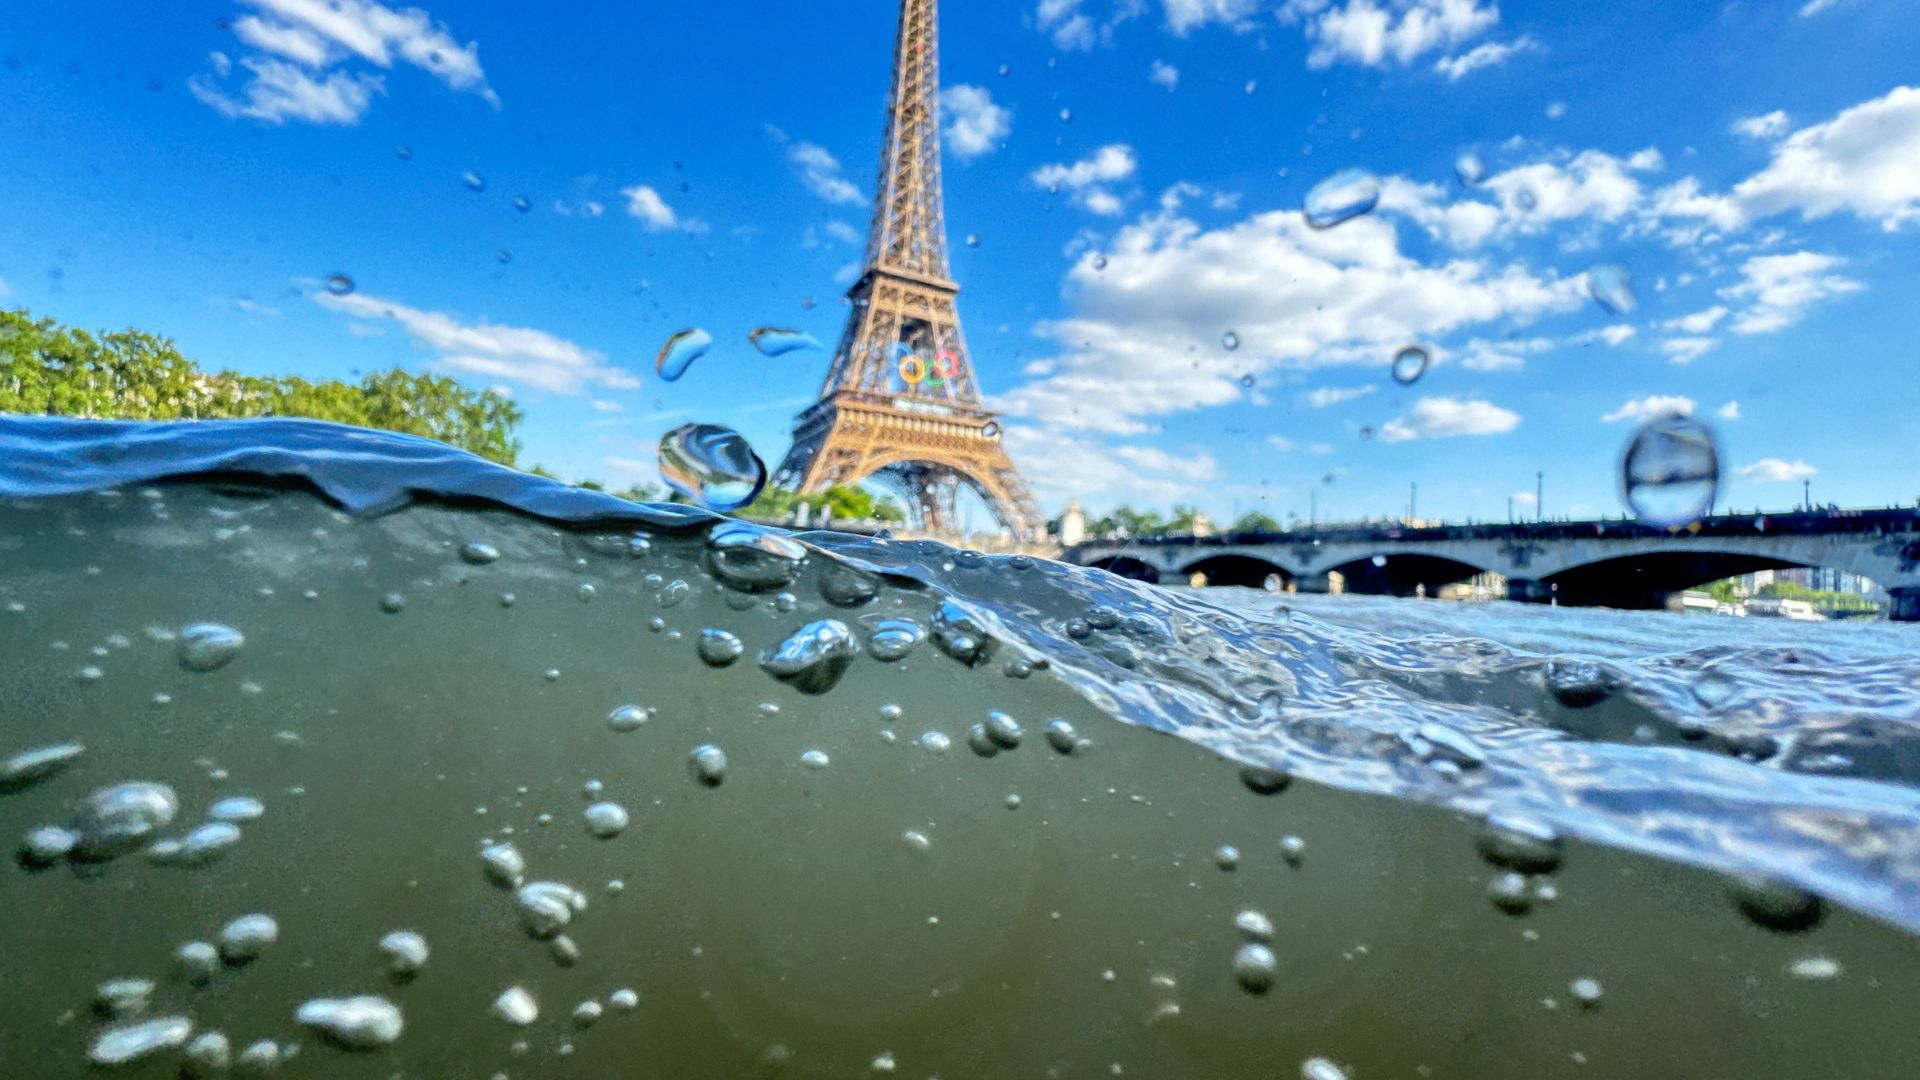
[1058,500,1086,547]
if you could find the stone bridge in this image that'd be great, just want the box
[1061,508,1920,621]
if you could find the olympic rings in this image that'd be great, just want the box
[896,354,927,384]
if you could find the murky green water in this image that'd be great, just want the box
[1,418,1917,1078]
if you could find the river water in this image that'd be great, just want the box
[1,416,1916,1078]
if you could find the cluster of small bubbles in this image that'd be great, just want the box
[482,842,527,888]
[380,592,406,614]
[68,780,179,861]
[1304,168,1381,228]
[1301,1057,1350,1080]
[296,995,405,1049]
[378,930,429,979]
[493,986,539,1026]
[690,745,728,787]
[517,881,588,939]
[697,629,744,668]
[583,801,630,839]
[324,273,355,296]
[1232,943,1277,994]
[919,731,951,754]
[94,977,155,1018]
[659,424,766,510]
[1235,909,1275,941]
[759,619,858,694]
[607,705,650,734]
[1728,873,1825,933]
[865,618,926,662]
[1587,263,1636,315]
[1238,764,1292,796]
[89,1016,193,1067]
[1214,844,1241,871]
[1,741,85,791]
[1280,834,1306,865]
[217,913,278,964]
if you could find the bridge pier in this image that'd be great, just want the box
[1294,573,1336,595]
[1892,587,1920,623]
[1506,579,1552,605]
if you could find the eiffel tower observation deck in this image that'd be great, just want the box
[772,0,1041,539]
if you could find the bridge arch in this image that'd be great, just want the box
[1539,550,1818,610]
[1086,555,1161,583]
[1322,552,1492,598]
[848,454,1029,535]
[1178,554,1293,590]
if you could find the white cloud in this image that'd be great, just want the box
[228,296,281,317]
[997,204,1585,435]
[1544,101,1567,120]
[620,185,691,232]
[1646,176,1745,236]
[1433,35,1537,80]
[0,276,13,296]
[1383,148,1660,248]
[767,129,863,205]
[1002,426,1211,508]
[315,290,637,395]
[192,0,496,125]
[1733,84,1920,231]
[825,220,862,245]
[1149,60,1180,89]
[1036,0,1097,49]
[1600,394,1695,423]
[589,399,624,413]
[1032,144,1138,215]
[1589,323,1636,346]
[1718,251,1861,334]
[1302,384,1376,407]
[1732,110,1789,139]
[1659,305,1728,334]
[1378,396,1519,442]
[1165,0,1264,34]
[1737,458,1817,483]
[1660,337,1718,364]
[1111,444,1220,480]
[1286,0,1502,70]
[1511,490,1537,506]
[190,55,382,124]
[1716,400,1741,420]
[1799,0,1841,15]
[942,85,1012,161]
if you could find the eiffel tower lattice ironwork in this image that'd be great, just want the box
[772,0,1040,537]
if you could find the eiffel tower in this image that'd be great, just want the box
[773,0,1040,537]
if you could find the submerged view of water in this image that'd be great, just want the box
[2,417,1916,1078]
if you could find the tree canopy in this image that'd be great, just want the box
[1,307,524,466]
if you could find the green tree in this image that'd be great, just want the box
[1231,511,1283,533]
[1,307,524,466]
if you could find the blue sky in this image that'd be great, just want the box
[2,0,1918,528]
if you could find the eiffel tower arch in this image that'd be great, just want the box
[772,0,1041,538]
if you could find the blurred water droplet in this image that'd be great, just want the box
[1214,844,1241,870]
[749,327,822,356]
[496,249,512,264]
[759,619,857,694]
[1092,255,1108,271]
[1239,764,1290,795]
[1621,416,1719,527]
[1455,152,1485,186]
[1238,374,1255,388]
[659,424,767,511]
[513,195,531,212]
[1232,943,1276,994]
[94,977,155,1018]
[1477,813,1563,873]
[296,996,404,1049]
[1390,345,1430,386]
[800,750,831,769]
[1303,168,1380,228]
[690,744,728,787]
[1588,264,1636,315]
[324,273,354,297]
[174,941,219,985]
[984,711,1023,748]
[656,328,713,381]
[394,145,413,160]
[1221,331,1240,351]
[982,421,1000,438]
[931,601,993,666]
[1045,719,1080,754]
[462,169,486,192]
[902,829,932,854]
[966,233,980,247]
[819,563,880,607]
[1789,954,1842,979]
[1514,187,1538,211]
[1059,108,1072,123]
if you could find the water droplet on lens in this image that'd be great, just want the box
[296,995,404,1049]
[1304,168,1380,228]
[1221,331,1240,351]
[378,930,429,979]
[1092,255,1108,271]
[1454,152,1485,186]
[1588,264,1635,315]
[656,328,713,381]
[748,327,822,356]
[217,913,278,964]
[1514,187,1538,211]
[90,1016,193,1066]
[966,233,980,247]
[1239,374,1255,388]
[659,424,767,511]
[513,195,531,212]
[584,801,630,838]
[690,744,728,787]
[1,741,85,791]
[178,623,243,672]
[493,986,539,1026]
[1390,345,1429,386]
[324,273,354,297]
[1622,415,1719,527]
[1280,834,1306,865]
[758,619,857,694]
[462,169,486,192]
[1233,943,1276,994]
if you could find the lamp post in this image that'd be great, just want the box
[1536,471,1544,522]
[1507,495,1514,523]
[1803,478,1811,512]
[1409,481,1418,523]
[1309,489,1317,530]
